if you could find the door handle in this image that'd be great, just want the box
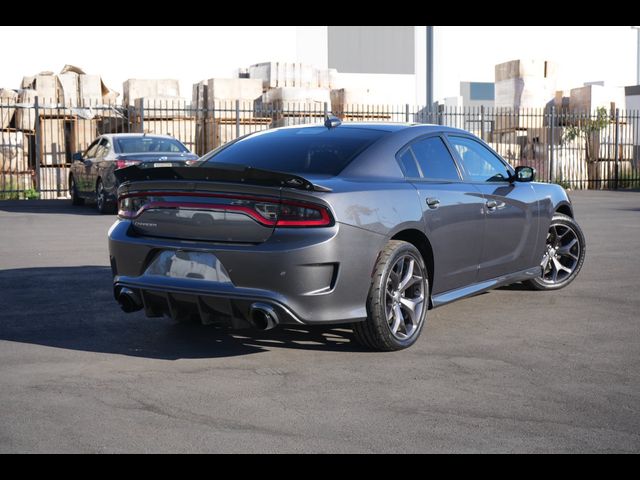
[485,200,499,211]
[426,197,440,209]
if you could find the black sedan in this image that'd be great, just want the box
[70,134,199,213]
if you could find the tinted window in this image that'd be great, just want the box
[115,137,188,154]
[397,148,420,178]
[203,127,389,176]
[411,137,461,181]
[448,136,511,182]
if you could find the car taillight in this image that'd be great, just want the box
[118,192,333,227]
[118,195,149,218]
[116,159,142,169]
[276,200,332,227]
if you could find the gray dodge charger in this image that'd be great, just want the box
[108,122,586,351]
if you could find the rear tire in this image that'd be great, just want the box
[353,240,429,351]
[96,179,115,215]
[69,175,84,206]
[524,213,586,291]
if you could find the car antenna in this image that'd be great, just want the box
[324,114,342,129]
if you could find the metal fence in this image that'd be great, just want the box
[1,98,639,199]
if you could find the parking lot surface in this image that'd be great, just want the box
[1,190,639,453]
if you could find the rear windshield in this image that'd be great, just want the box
[202,127,388,175]
[115,137,188,154]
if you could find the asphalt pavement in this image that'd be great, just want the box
[0,190,639,453]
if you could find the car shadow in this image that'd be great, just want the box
[496,282,531,291]
[0,200,103,216]
[0,266,365,359]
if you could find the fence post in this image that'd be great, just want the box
[480,105,485,141]
[34,96,41,193]
[324,102,328,120]
[139,97,144,134]
[405,104,410,123]
[235,100,240,139]
[549,106,556,184]
[614,108,620,190]
[125,105,131,134]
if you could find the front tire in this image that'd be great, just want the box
[524,213,586,291]
[69,175,84,206]
[353,240,429,351]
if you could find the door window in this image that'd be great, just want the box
[95,139,110,160]
[84,139,100,158]
[448,136,511,183]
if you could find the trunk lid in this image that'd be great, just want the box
[114,165,319,244]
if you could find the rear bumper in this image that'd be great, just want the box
[113,277,305,328]
[108,219,386,326]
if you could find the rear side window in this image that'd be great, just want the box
[397,136,461,181]
[411,137,461,181]
[203,127,389,176]
[397,149,420,178]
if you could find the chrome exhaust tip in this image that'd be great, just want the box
[117,287,143,313]
[250,303,279,331]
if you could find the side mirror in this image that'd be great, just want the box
[513,166,535,183]
[72,152,83,161]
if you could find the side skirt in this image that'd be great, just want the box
[431,266,542,308]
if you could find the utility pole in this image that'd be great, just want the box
[427,26,434,109]
[633,26,640,85]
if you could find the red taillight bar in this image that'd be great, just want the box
[123,201,278,227]
[116,160,142,169]
[276,207,331,227]
[118,191,333,227]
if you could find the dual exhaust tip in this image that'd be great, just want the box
[249,303,279,331]
[116,288,279,331]
[117,287,143,313]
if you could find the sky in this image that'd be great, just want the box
[433,26,638,99]
[0,26,637,104]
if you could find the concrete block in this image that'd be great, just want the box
[79,75,102,106]
[206,78,262,101]
[495,59,557,82]
[570,85,625,114]
[495,77,556,109]
[58,72,79,106]
[15,89,37,131]
[1,89,18,128]
[0,131,29,173]
[123,79,180,106]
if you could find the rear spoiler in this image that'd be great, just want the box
[114,165,324,192]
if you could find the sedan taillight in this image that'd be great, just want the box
[116,159,142,169]
[117,192,333,228]
[276,200,332,227]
